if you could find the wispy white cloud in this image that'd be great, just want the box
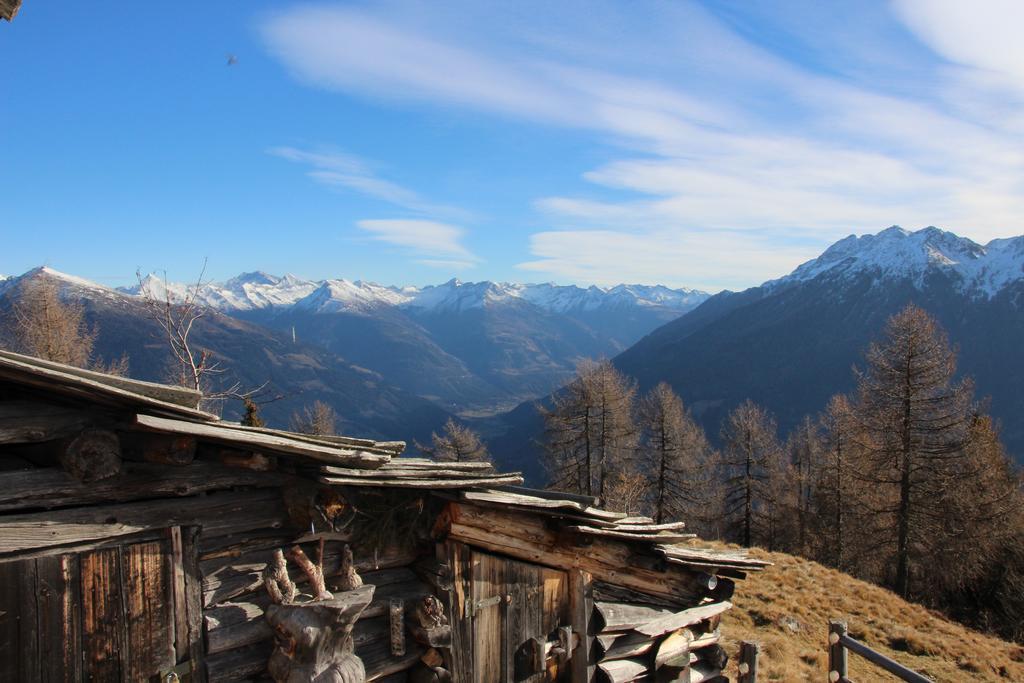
[261,1,1024,289]
[269,146,470,220]
[519,229,817,292]
[356,218,479,269]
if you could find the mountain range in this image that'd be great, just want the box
[0,268,707,443]
[122,274,708,414]
[5,225,1024,475]
[489,226,1024,479]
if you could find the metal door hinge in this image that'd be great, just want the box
[467,594,507,618]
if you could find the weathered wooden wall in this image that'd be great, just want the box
[0,455,430,682]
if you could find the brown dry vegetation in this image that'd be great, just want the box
[716,544,1024,681]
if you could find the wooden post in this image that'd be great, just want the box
[569,569,594,682]
[828,620,848,683]
[738,641,759,682]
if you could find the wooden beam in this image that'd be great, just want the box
[0,489,286,556]
[132,413,390,467]
[0,401,101,445]
[568,569,594,683]
[0,461,287,512]
[438,502,704,603]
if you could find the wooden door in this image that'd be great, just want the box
[0,529,200,682]
[453,546,571,683]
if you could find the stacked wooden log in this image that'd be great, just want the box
[594,600,732,683]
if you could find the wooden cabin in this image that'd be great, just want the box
[0,349,768,682]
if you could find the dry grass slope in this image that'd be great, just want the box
[715,545,1024,681]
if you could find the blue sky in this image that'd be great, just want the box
[2,1,1023,292]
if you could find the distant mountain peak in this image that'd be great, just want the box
[774,226,1022,297]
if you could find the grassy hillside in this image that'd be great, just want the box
[715,545,1024,681]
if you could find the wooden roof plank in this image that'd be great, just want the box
[564,525,696,543]
[213,422,403,455]
[460,490,628,520]
[0,349,203,409]
[132,414,390,467]
[319,474,523,488]
[656,545,772,569]
[0,353,216,421]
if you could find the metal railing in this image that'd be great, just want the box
[828,620,933,683]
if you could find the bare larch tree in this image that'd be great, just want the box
[637,382,721,531]
[721,399,783,548]
[853,304,975,598]
[540,359,637,500]
[136,262,235,395]
[291,401,338,436]
[416,417,490,463]
[10,278,128,374]
[786,414,823,556]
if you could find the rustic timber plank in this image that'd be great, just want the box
[657,545,771,569]
[0,349,202,408]
[122,540,176,680]
[133,413,390,467]
[0,489,286,555]
[321,465,500,479]
[180,526,208,682]
[606,521,687,532]
[0,400,101,445]
[0,461,287,513]
[0,557,40,681]
[441,503,704,603]
[569,569,594,683]
[633,601,732,638]
[596,657,647,683]
[444,540,474,683]
[81,547,123,681]
[385,458,491,469]
[471,549,505,683]
[319,474,524,488]
[563,525,695,543]
[214,421,404,456]
[594,601,675,632]
[461,489,626,520]
[36,553,83,682]
[0,350,213,419]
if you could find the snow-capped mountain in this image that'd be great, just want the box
[773,226,1024,297]
[125,271,320,311]
[599,224,1024,468]
[7,265,707,416]
[123,272,709,317]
